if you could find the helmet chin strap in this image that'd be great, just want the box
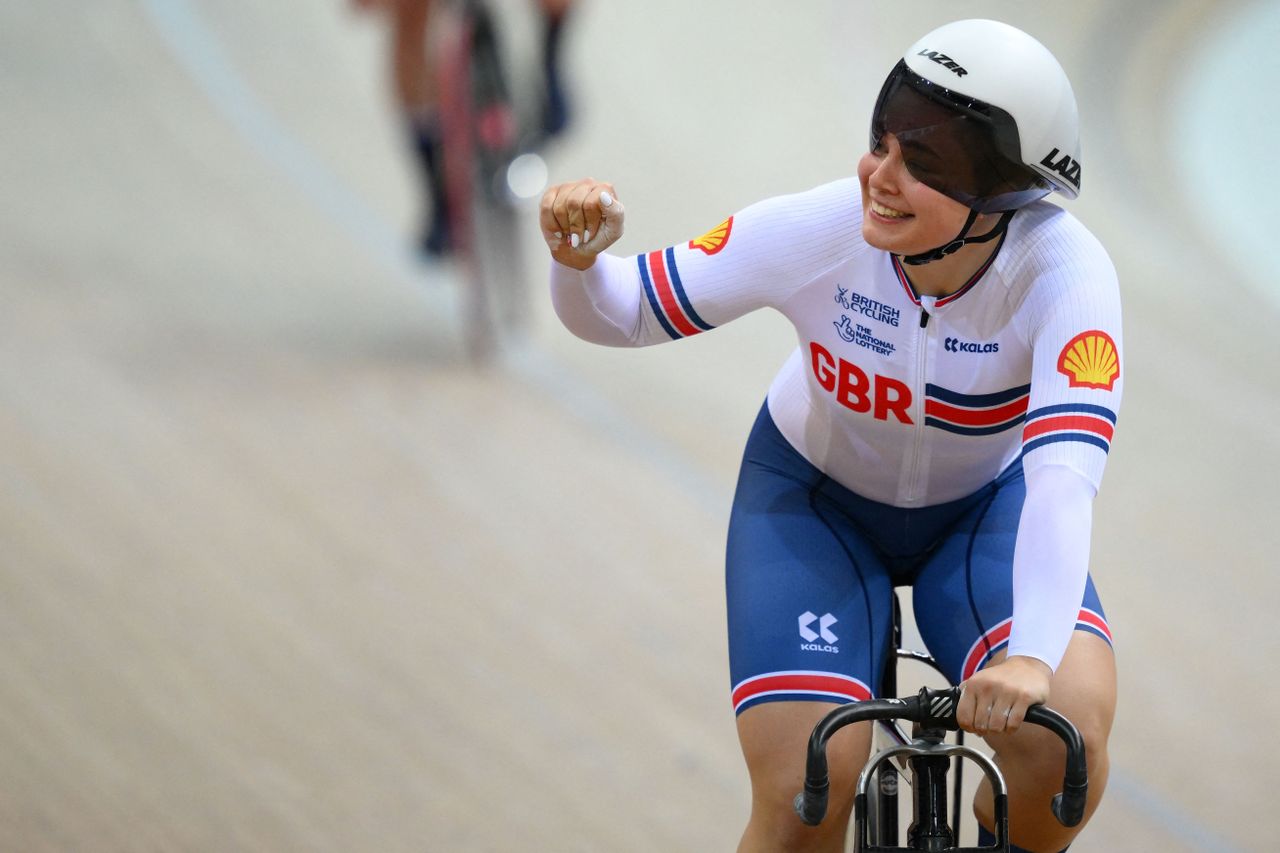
[899,209,1016,266]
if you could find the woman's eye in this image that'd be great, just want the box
[906,159,940,176]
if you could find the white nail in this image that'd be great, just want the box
[583,229,591,243]
[555,231,563,239]
[600,191,613,207]
[570,233,580,248]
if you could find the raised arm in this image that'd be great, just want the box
[541,176,862,348]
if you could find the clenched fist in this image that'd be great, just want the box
[540,178,626,270]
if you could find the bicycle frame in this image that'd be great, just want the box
[873,592,971,846]
[434,0,528,359]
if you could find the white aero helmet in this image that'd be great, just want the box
[871,19,1082,215]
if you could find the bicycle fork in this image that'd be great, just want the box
[908,737,953,850]
[855,731,1010,852]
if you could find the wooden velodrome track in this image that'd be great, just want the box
[2,0,1276,850]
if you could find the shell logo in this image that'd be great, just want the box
[1057,331,1120,390]
[688,216,734,255]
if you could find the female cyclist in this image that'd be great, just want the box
[541,19,1119,853]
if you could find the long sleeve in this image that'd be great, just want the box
[1006,224,1123,671]
[548,177,863,348]
[1006,464,1095,670]
[549,252,643,347]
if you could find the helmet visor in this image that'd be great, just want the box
[870,61,1050,212]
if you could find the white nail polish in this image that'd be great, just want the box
[583,229,591,243]
[570,233,580,248]
[600,191,613,207]
[555,231,563,239]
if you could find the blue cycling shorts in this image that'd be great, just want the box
[727,403,1111,716]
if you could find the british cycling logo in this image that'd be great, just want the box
[836,316,896,355]
[835,285,900,327]
[944,336,999,354]
[799,611,839,653]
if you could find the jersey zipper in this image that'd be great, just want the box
[903,299,935,503]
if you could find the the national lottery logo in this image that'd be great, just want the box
[835,316,895,355]
[835,286,900,327]
[688,216,733,255]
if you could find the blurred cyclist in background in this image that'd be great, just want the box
[544,18,1119,853]
[352,0,573,255]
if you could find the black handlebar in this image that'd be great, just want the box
[1022,703,1088,827]
[792,686,1088,828]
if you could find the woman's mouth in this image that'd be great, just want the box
[870,199,913,221]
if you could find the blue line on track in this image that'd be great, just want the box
[139,0,420,281]
[1105,771,1243,853]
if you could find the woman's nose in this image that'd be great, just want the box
[870,151,901,191]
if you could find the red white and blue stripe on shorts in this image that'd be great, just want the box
[1022,403,1117,454]
[732,670,872,715]
[960,608,1113,682]
[636,248,715,340]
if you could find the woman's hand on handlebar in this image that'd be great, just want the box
[540,178,626,270]
[958,655,1051,735]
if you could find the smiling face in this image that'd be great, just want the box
[857,132,982,257]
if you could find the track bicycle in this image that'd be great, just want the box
[435,0,550,359]
[794,593,1088,852]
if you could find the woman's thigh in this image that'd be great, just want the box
[909,468,1113,686]
[974,631,1116,850]
[726,463,897,715]
[726,442,894,845]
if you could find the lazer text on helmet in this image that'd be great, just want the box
[1039,148,1081,189]
[917,49,968,77]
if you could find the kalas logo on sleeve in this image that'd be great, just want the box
[688,216,734,255]
[1057,330,1119,390]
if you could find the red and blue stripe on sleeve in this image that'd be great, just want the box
[1022,403,1117,455]
[636,248,715,340]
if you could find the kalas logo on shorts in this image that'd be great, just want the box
[799,611,839,654]
[944,336,999,354]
